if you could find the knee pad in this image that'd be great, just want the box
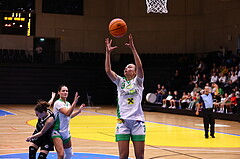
[29,146,37,159]
[64,147,73,159]
[38,152,47,159]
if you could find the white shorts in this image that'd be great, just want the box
[51,129,71,144]
[115,119,146,142]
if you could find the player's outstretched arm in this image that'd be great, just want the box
[48,92,56,106]
[59,92,79,116]
[71,103,86,118]
[26,117,54,142]
[105,38,118,81]
[125,34,144,78]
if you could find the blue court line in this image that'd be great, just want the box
[0,109,15,116]
[82,109,240,137]
[0,152,129,159]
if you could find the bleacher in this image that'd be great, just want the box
[0,49,32,63]
[0,52,191,106]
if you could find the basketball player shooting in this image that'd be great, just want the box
[105,34,146,159]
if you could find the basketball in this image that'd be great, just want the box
[109,18,127,38]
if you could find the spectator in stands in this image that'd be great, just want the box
[192,83,202,94]
[230,71,238,86]
[198,74,209,88]
[187,75,195,91]
[236,66,240,83]
[212,83,224,101]
[155,85,167,104]
[170,91,181,109]
[210,72,219,84]
[155,84,162,104]
[170,69,182,90]
[35,44,43,63]
[215,93,228,113]
[224,71,232,88]
[162,91,173,108]
[235,87,240,121]
[218,72,227,88]
[220,65,228,75]
[222,92,237,114]
[195,59,207,75]
[218,46,226,59]
[193,74,199,85]
[180,92,191,109]
[187,92,200,110]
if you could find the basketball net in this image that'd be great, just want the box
[146,0,168,14]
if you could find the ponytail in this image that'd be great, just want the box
[35,100,50,113]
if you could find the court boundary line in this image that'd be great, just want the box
[82,110,240,137]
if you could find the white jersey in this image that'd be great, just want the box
[113,75,145,121]
[53,99,71,133]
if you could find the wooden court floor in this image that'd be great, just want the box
[0,104,240,159]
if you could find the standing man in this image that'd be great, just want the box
[195,86,215,139]
[35,44,43,63]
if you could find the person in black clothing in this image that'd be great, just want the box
[26,99,55,159]
[195,86,215,139]
[169,91,181,109]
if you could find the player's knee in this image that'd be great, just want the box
[64,147,73,159]
[29,146,37,159]
[38,152,47,159]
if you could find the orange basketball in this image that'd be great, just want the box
[109,18,127,38]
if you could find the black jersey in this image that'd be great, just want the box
[33,109,54,140]
[172,94,181,100]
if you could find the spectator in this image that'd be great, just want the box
[198,74,209,88]
[155,84,162,104]
[187,92,200,110]
[222,92,237,114]
[218,72,227,88]
[35,44,43,63]
[170,91,181,109]
[155,85,167,104]
[215,93,228,113]
[171,69,182,90]
[162,91,173,108]
[195,60,207,75]
[180,92,191,109]
[210,72,219,84]
[192,83,202,94]
[220,65,229,75]
[230,71,238,85]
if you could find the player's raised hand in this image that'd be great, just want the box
[78,103,86,113]
[105,38,117,54]
[125,34,135,50]
[74,92,80,104]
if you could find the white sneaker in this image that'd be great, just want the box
[162,105,166,108]
[172,106,176,109]
[169,106,172,109]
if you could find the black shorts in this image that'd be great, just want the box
[31,137,54,151]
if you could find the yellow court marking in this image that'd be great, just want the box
[27,115,240,148]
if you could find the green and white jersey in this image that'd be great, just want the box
[53,99,71,133]
[113,75,145,121]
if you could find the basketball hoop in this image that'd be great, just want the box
[146,0,168,14]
